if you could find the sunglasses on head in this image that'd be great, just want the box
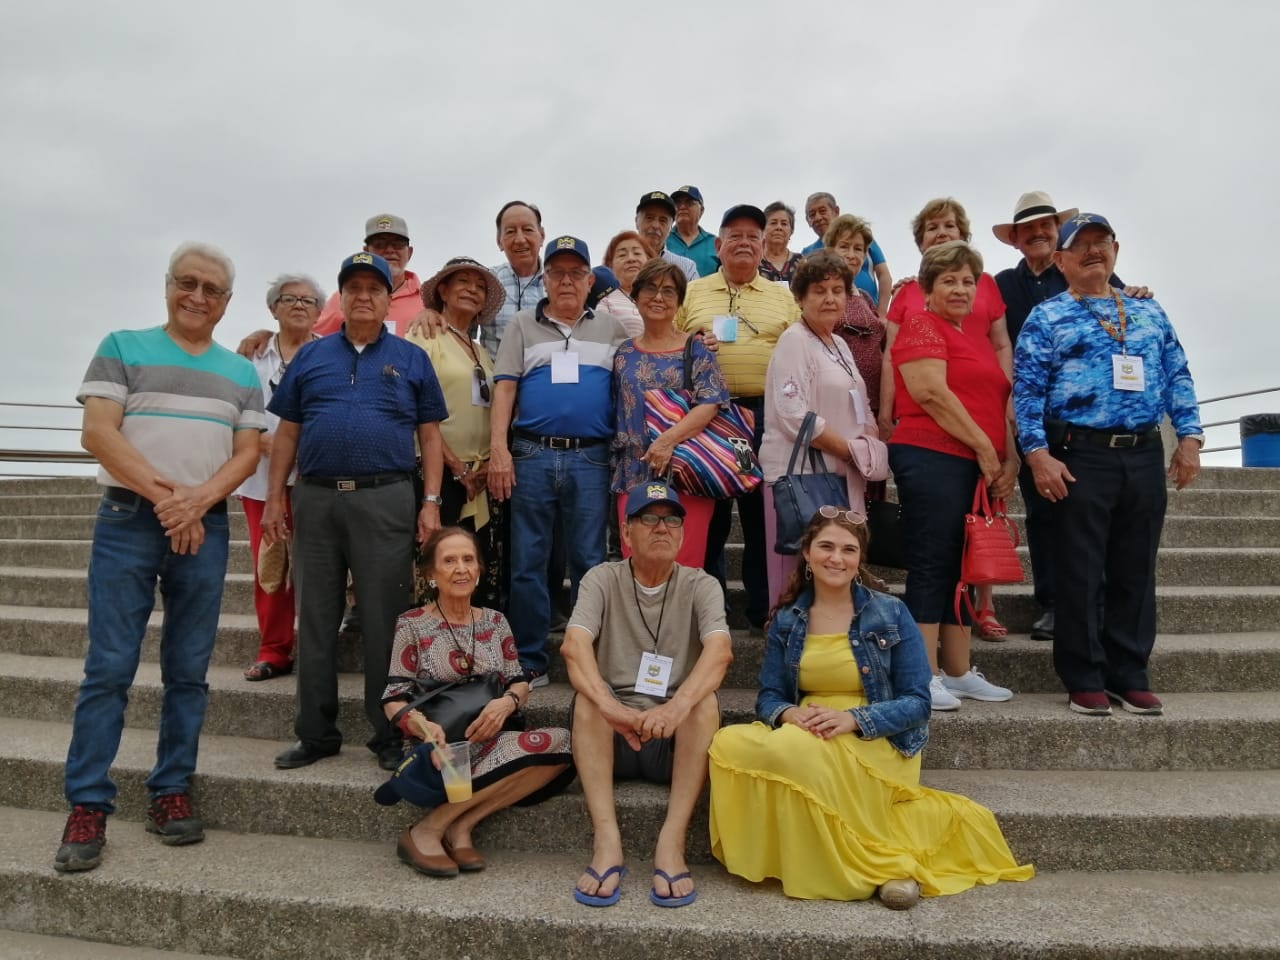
[817,505,867,525]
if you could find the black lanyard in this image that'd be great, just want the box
[630,561,674,651]
[804,320,856,381]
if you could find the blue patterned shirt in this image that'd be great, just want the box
[1013,292,1201,454]
[269,325,447,477]
[480,261,545,360]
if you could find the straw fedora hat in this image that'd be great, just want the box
[420,257,506,328]
[992,191,1078,247]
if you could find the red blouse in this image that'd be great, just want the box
[889,311,1010,461]
[887,273,1006,342]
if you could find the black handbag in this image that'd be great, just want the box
[866,498,907,569]
[772,412,850,555]
[397,672,523,743]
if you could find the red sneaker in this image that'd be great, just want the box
[146,793,205,846]
[1068,691,1113,715]
[54,805,107,873]
[1106,689,1164,715]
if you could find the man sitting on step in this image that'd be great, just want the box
[57,242,265,873]
[561,481,732,908]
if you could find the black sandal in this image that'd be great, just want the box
[243,661,293,682]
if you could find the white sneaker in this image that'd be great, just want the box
[929,675,961,711]
[942,668,1013,702]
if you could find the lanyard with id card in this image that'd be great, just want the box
[1073,289,1144,393]
[631,563,675,698]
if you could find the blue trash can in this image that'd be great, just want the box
[1240,414,1280,467]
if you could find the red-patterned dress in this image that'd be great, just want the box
[382,606,573,791]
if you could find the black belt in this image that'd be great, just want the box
[299,472,411,491]
[1048,422,1159,450]
[103,486,228,515]
[514,430,607,451]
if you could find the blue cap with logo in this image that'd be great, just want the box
[588,266,620,309]
[672,185,704,205]
[625,480,686,519]
[543,235,591,267]
[373,741,446,808]
[1057,213,1115,251]
[338,251,393,293]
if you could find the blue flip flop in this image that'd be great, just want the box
[573,864,627,907]
[649,869,697,907]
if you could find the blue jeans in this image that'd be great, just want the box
[508,438,609,673]
[63,491,229,813]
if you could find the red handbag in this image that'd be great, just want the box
[954,480,1024,624]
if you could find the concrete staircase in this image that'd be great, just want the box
[0,472,1277,959]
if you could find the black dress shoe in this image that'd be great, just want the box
[275,741,340,770]
[377,741,405,771]
[1030,610,1055,642]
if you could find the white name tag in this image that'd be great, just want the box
[1112,354,1145,392]
[634,651,674,699]
[712,315,738,342]
[551,351,580,384]
[850,388,868,425]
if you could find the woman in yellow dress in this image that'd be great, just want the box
[708,508,1033,907]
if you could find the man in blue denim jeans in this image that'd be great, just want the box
[487,236,628,685]
[56,242,265,873]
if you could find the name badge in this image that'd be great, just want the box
[1112,354,1145,392]
[712,315,738,342]
[551,351,580,384]
[634,651,674,699]
[850,388,868,425]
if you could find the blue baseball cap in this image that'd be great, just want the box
[373,742,446,808]
[625,480,686,519]
[543,235,591,267]
[672,185,704,205]
[1057,213,1115,251]
[588,266,620,309]
[338,251,393,292]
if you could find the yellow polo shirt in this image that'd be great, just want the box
[675,270,799,398]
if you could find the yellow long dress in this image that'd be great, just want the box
[709,632,1034,900]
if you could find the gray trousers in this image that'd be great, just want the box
[290,479,415,751]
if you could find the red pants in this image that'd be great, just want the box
[615,491,714,568]
[240,496,296,668]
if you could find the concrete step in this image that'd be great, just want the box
[2,654,1277,771]
[2,606,1276,695]
[0,515,251,541]
[5,562,1278,635]
[0,930,239,959]
[2,806,1277,960]
[2,717,1276,872]
[4,535,1277,588]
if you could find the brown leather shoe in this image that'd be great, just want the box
[444,837,486,872]
[396,828,458,878]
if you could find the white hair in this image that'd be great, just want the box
[168,241,236,288]
[265,273,326,309]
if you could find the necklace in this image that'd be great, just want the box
[435,602,476,676]
[630,561,674,650]
[804,319,856,380]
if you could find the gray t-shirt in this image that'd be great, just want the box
[568,560,730,709]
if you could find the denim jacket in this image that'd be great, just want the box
[756,583,931,757]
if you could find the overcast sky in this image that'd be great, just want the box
[2,0,1276,467]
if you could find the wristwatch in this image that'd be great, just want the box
[421,494,443,505]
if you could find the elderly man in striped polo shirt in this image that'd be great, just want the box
[675,205,801,629]
[57,242,265,873]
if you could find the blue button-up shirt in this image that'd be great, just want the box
[1013,291,1201,454]
[666,228,719,278]
[269,325,447,477]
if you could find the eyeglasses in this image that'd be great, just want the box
[1066,237,1114,254]
[817,505,867,524]
[169,275,230,300]
[367,237,409,252]
[276,294,320,308]
[632,513,684,528]
[473,364,491,403]
[636,282,680,301]
[546,267,591,283]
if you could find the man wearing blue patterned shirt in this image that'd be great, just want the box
[1013,214,1203,718]
[264,252,447,771]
